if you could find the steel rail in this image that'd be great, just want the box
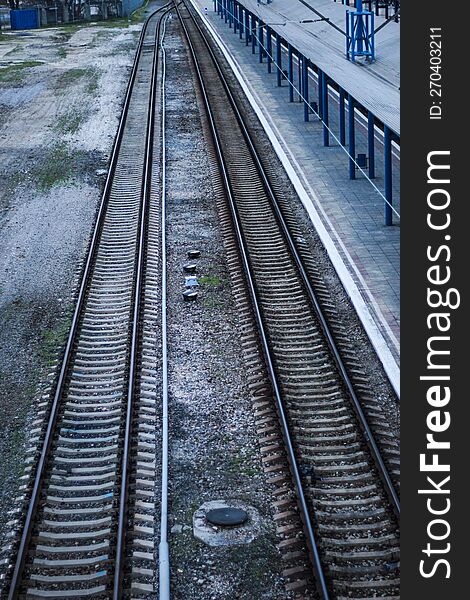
[158,12,171,600]
[6,7,169,599]
[183,0,399,518]
[113,5,172,597]
[175,4,330,599]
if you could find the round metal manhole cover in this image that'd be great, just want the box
[206,507,248,527]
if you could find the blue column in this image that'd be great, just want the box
[339,88,346,145]
[384,125,393,225]
[252,16,257,54]
[258,21,263,63]
[276,33,282,86]
[233,2,237,33]
[348,94,356,179]
[267,27,272,73]
[302,55,309,122]
[368,111,375,179]
[228,0,232,28]
[322,71,329,146]
[245,10,250,45]
[213,0,216,12]
[288,44,294,102]
[224,0,227,22]
[239,6,243,39]
[318,67,324,120]
[298,52,302,101]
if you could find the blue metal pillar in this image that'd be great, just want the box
[252,16,257,54]
[348,94,356,179]
[302,55,309,122]
[339,88,346,145]
[384,125,393,225]
[239,6,243,39]
[267,27,272,73]
[276,34,282,86]
[224,0,227,23]
[258,21,264,63]
[288,44,294,101]
[322,71,329,146]
[368,111,375,179]
[233,2,237,33]
[213,0,217,12]
[228,0,232,28]
[245,10,250,45]
[318,67,324,120]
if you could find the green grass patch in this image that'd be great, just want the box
[56,66,99,95]
[55,109,87,135]
[84,67,100,95]
[0,60,43,84]
[199,275,223,287]
[57,46,67,59]
[35,142,85,192]
[39,313,72,367]
[56,67,87,88]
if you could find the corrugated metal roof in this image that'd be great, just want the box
[239,0,400,135]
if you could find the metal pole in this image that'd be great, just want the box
[298,51,302,101]
[348,94,356,179]
[239,6,243,38]
[339,88,346,145]
[276,33,282,85]
[322,71,329,146]
[258,21,263,62]
[245,10,250,44]
[318,67,324,120]
[252,16,257,53]
[384,125,393,225]
[267,26,272,73]
[302,55,309,122]
[288,43,294,101]
[368,111,375,179]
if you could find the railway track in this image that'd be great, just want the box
[2,5,171,598]
[0,3,400,598]
[178,2,400,598]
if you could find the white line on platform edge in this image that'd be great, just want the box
[189,0,400,398]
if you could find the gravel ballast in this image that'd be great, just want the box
[163,16,291,599]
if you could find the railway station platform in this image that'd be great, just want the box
[189,0,400,394]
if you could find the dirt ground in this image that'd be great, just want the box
[0,15,144,545]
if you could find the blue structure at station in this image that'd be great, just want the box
[213,0,398,226]
[346,0,375,62]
